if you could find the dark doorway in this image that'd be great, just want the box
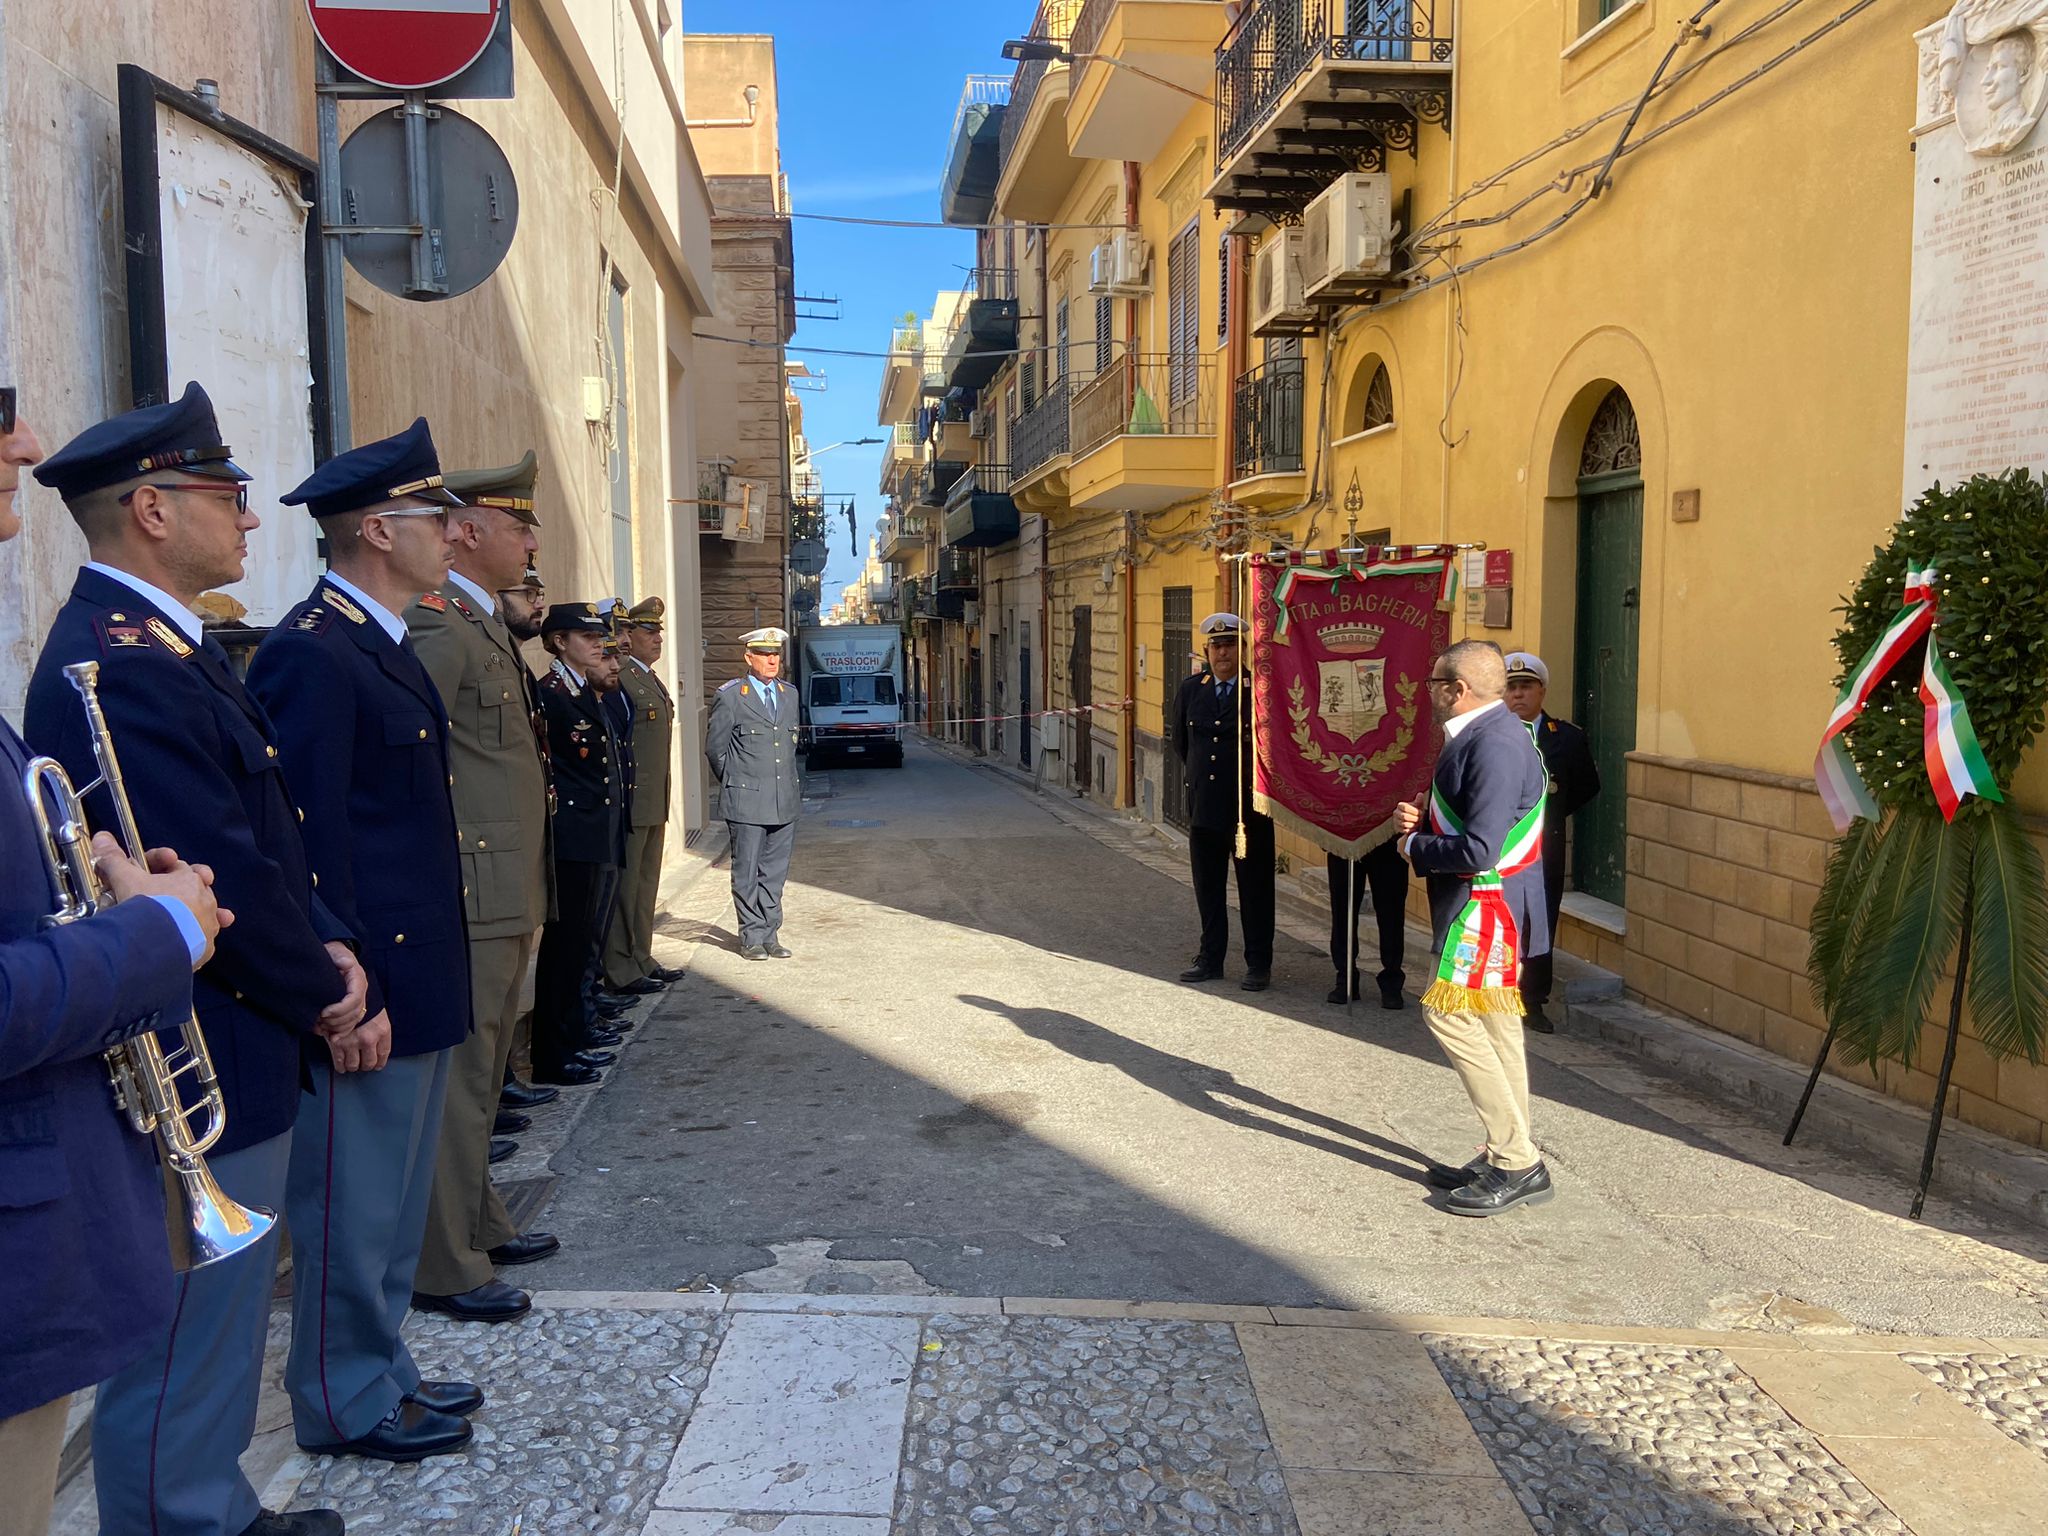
[968,647,985,754]
[1161,585,1193,831]
[1071,605,1093,794]
[1572,386,1643,906]
[1019,626,1033,770]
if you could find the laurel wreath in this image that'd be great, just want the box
[1288,676,1418,788]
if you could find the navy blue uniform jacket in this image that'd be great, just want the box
[248,584,471,1058]
[0,716,194,1419]
[26,568,351,1157]
[603,686,635,863]
[1404,704,1551,960]
[538,667,622,865]
[1170,670,1263,833]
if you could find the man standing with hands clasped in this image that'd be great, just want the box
[1395,640,1555,1217]
[707,627,803,962]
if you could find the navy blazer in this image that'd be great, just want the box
[1405,703,1551,960]
[602,687,635,861]
[1170,670,1263,833]
[248,584,471,1059]
[27,568,351,1156]
[0,716,195,1419]
[538,667,622,865]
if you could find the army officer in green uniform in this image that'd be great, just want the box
[705,626,801,961]
[603,596,684,992]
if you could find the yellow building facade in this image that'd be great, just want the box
[905,0,2048,1148]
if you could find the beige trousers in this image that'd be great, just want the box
[415,930,534,1293]
[603,822,666,987]
[0,1393,69,1536]
[1423,1003,1539,1169]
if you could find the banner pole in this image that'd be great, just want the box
[1234,544,1248,861]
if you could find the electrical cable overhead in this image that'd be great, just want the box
[713,208,1133,233]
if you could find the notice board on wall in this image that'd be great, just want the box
[119,67,331,627]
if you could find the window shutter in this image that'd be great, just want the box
[1095,294,1112,375]
[1055,297,1070,384]
[1167,220,1200,417]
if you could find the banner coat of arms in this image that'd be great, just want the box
[1249,548,1456,858]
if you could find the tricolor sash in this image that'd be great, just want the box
[1419,787,1545,1016]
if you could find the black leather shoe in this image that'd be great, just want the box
[1380,983,1406,1010]
[582,1025,623,1047]
[493,1110,531,1136]
[594,995,632,1018]
[298,1399,473,1462]
[406,1378,484,1417]
[488,1231,560,1267]
[1178,964,1222,983]
[651,964,688,983]
[487,1138,517,1164]
[1424,1155,1488,1191]
[499,1079,559,1110]
[613,976,665,995]
[765,943,793,959]
[1239,970,1271,993]
[237,1511,345,1536]
[534,1060,601,1086]
[571,1047,616,1067]
[1523,1005,1556,1034]
[741,945,769,961]
[1445,1160,1554,1217]
[412,1278,533,1322]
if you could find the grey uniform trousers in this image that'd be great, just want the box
[285,1050,449,1445]
[417,932,532,1294]
[727,820,795,948]
[93,1131,291,1536]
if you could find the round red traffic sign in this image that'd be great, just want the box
[306,0,502,92]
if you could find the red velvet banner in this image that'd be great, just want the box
[1250,550,1455,858]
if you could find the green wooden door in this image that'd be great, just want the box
[1572,391,1644,905]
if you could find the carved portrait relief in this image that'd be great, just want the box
[1936,0,2048,155]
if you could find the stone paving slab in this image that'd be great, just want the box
[1901,1351,2048,1461]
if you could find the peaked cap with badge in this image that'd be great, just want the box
[32,381,251,502]
[541,603,608,637]
[442,450,539,526]
[741,625,789,653]
[623,596,665,631]
[280,417,462,519]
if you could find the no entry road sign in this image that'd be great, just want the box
[307,0,503,92]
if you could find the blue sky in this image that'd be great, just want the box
[686,1,1017,612]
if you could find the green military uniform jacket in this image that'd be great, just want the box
[620,657,673,828]
[406,580,552,938]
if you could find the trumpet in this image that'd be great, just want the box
[24,659,275,1271]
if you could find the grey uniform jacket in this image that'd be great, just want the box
[705,676,801,826]
[406,585,552,938]
[620,658,674,828]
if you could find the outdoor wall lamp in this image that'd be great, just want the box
[998,38,1215,105]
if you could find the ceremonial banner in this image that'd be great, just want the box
[1251,548,1456,857]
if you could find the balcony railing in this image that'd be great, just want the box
[1071,352,1216,460]
[1014,375,1073,476]
[1000,0,1083,171]
[792,468,823,503]
[1216,0,1453,164]
[1231,356,1304,480]
[938,547,977,590]
[1071,0,1116,60]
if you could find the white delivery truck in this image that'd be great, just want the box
[797,624,906,767]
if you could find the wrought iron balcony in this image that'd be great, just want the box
[1232,356,1304,480]
[1071,352,1215,461]
[937,547,977,590]
[942,268,1020,392]
[999,0,1082,171]
[1213,0,1453,217]
[1013,375,1073,478]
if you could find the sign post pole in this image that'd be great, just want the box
[314,46,352,453]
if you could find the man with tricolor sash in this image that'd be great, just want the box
[1394,641,1555,1217]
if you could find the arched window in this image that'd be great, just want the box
[1578,386,1641,477]
[1342,356,1394,437]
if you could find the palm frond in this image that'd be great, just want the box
[1809,817,1882,1020]
[1967,802,2048,1065]
[1835,809,1971,1067]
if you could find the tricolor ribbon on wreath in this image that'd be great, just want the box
[1812,565,2001,833]
[1266,546,1461,640]
[1418,788,1545,1017]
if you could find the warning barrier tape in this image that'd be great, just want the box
[900,698,1136,730]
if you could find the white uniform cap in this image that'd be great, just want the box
[741,626,790,651]
[1199,612,1247,638]
[1504,651,1549,688]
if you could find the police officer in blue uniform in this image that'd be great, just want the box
[1503,651,1601,1034]
[0,391,229,1536]
[27,382,366,1536]
[706,626,803,960]
[532,604,624,1083]
[251,419,479,1465]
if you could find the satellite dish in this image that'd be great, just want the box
[788,537,829,577]
[338,104,519,300]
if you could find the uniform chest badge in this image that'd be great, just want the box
[579,747,590,758]
[417,592,447,613]
[145,617,193,657]
[323,588,368,625]
[450,595,476,619]
[105,625,147,648]
[292,609,329,633]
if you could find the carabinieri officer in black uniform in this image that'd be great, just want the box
[533,604,624,1084]
[1502,651,1600,1033]
[251,419,479,1466]
[28,383,364,1536]
[1169,612,1275,992]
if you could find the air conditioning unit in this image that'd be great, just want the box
[1250,228,1313,336]
[969,408,993,441]
[1108,230,1149,295]
[1303,173,1395,301]
[1089,238,1118,294]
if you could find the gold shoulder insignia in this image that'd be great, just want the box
[417,592,448,613]
[104,624,148,649]
[323,587,367,625]
[144,617,193,658]
[292,609,332,634]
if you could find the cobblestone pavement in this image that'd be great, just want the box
[1902,1351,2048,1462]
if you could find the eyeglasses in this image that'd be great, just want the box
[1426,674,1461,691]
[120,482,250,513]
[0,388,15,435]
